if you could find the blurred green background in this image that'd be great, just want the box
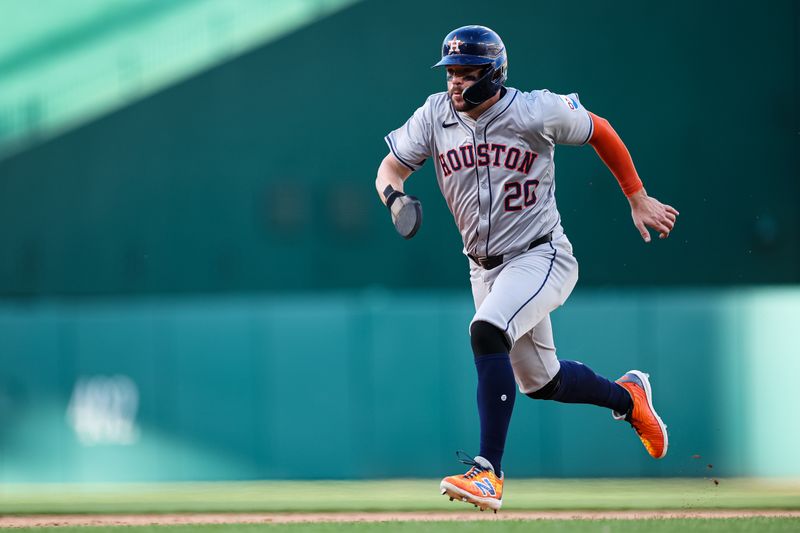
[0,0,797,483]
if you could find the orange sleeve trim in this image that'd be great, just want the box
[588,112,644,197]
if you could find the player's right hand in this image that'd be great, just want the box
[385,187,422,239]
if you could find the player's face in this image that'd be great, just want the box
[446,66,483,111]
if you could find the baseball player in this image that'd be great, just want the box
[375,26,678,512]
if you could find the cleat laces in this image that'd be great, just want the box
[455,450,491,479]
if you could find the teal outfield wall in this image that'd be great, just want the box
[0,0,797,296]
[1,288,798,482]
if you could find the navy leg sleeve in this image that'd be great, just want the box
[529,360,632,415]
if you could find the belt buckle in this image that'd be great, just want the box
[482,256,503,270]
[470,253,502,270]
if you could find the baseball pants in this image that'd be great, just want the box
[469,234,579,394]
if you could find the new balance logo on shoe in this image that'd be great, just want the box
[473,477,496,497]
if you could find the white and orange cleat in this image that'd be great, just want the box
[614,370,669,459]
[440,452,503,513]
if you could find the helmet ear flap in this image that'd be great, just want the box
[493,59,508,83]
[462,66,500,106]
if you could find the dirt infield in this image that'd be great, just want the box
[2,510,800,528]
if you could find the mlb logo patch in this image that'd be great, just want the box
[559,95,579,110]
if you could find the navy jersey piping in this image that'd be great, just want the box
[483,88,519,257]
[503,241,557,332]
[450,102,482,256]
[384,134,417,171]
[581,113,595,145]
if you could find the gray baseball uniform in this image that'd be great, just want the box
[386,88,592,392]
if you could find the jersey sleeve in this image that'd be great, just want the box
[384,99,433,171]
[540,91,594,146]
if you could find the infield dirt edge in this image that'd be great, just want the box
[3,510,800,528]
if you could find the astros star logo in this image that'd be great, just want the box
[448,36,463,54]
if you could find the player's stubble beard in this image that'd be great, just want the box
[449,90,478,112]
[453,98,478,112]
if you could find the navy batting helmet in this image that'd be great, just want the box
[432,25,508,106]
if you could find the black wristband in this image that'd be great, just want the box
[383,185,405,209]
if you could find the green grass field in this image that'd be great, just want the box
[1,478,799,532]
[5,519,799,533]
[3,478,798,514]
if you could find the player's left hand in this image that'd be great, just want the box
[627,189,679,243]
[384,186,423,239]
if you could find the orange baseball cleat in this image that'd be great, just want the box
[440,452,503,512]
[614,370,669,459]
